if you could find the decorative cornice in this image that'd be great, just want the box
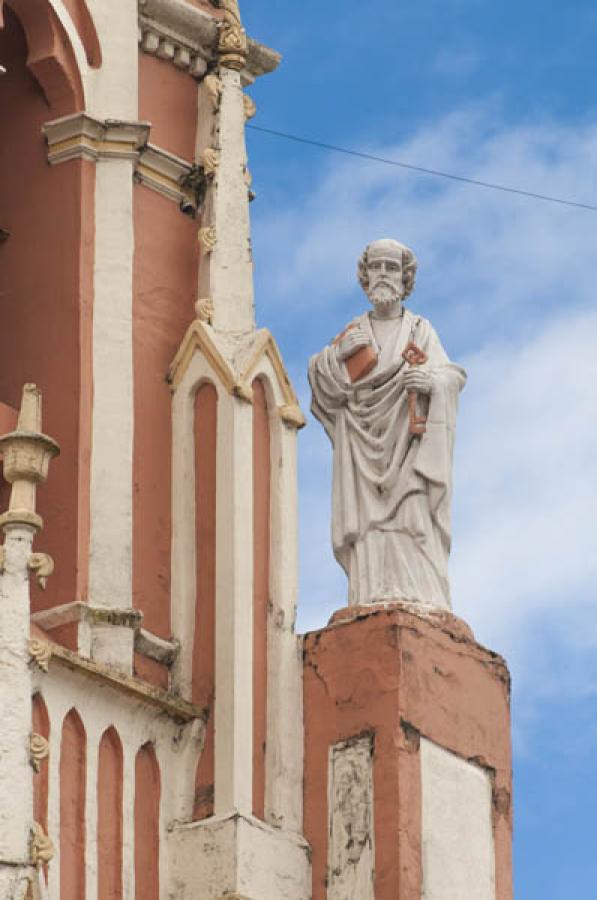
[43,113,150,165]
[135,143,198,211]
[137,0,281,84]
[31,637,203,723]
[33,601,142,631]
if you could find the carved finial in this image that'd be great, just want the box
[243,94,256,121]
[195,298,215,324]
[198,226,217,254]
[28,639,52,672]
[0,385,59,532]
[30,734,50,773]
[218,0,248,70]
[201,148,221,178]
[30,823,54,868]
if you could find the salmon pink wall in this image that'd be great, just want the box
[252,378,270,820]
[132,187,198,644]
[98,727,124,900]
[60,709,86,900]
[192,383,217,820]
[139,54,198,160]
[0,8,94,615]
[61,0,101,67]
[3,0,84,115]
[0,402,17,514]
[134,744,161,900]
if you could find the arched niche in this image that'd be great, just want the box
[134,743,161,900]
[97,726,124,900]
[32,693,50,833]
[60,708,87,900]
[192,379,218,820]
[1,0,85,115]
[252,376,271,820]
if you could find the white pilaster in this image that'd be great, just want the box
[214,390,254,816]
[84,0,139,119]
[88,158,135,620]
[265,415,304,833]
[0,526,35,874]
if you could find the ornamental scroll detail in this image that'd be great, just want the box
[218,0,248,70]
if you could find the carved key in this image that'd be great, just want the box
[402,342,429,435]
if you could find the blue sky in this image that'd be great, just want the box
[241,2,597,896]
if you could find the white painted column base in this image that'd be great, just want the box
[168,813,311,900]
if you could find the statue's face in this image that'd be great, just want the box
[366,251,405,311]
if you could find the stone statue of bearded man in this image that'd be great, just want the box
[308,239,467,611]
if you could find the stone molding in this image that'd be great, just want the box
[135,143,198,210]
[32,600,142,631]
[30,637,202,723]
[43,113,151,165]
[168,321,305,428]
[137,0,281,84]
[136,628,180,666]
[43,115,200,211]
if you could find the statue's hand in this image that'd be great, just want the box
[403,367,433,395]
[336,326,371,362]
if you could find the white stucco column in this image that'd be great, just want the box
[265,416,304,832]
[0,526,35,882]
[214,390,254,816]
[88,157,135,614]
[84,0,139,120]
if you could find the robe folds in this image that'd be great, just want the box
[309,308,466,610]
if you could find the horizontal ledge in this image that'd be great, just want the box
[42,639,203,723]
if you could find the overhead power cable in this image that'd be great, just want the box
[247,124,597,212]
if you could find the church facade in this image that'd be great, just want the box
[0,1,513,897]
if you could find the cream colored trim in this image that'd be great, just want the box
[169,323,305,425]
[169,320,240,394]
[137,0,281,83]
[43,113,150,165]
[239,330,306,428]
[135,143,196,208]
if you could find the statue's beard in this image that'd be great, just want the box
[369,281,403,310]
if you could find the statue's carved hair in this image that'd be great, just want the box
[357,240,418,300]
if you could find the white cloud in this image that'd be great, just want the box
[252,109,597,702]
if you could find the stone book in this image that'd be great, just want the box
[345,344,379,382]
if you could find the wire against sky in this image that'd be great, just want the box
[247,124,597,212]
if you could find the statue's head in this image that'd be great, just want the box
[358,239,418,312]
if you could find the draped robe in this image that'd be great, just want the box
[309,308,466,610]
